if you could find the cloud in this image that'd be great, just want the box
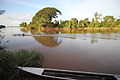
[53,0,120,20]
[2,0,41,8]
[0,13,33,26]
[1,0,120,26]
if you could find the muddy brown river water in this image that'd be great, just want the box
[2,27,120,74]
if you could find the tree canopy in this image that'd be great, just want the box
[58,12,120,28]
[19,8,120,28]
[19,22,27,27]
[28,7,62,27]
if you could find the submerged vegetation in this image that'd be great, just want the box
[20,7,120,28]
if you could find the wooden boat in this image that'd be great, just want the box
[18,67,120,80]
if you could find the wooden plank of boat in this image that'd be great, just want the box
[18,67,69,80]
[18,67,120,80]
[18,67,44,75]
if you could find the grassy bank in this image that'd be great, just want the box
[0,49,43,80]
[22,27,120,30]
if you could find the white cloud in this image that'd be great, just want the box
[0,13,33,26]
[1,0,120,25]
[53,0,120,21]
[2,0,42,8]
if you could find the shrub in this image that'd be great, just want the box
[0,49,43,80]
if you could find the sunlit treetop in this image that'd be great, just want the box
[29,7,62,27]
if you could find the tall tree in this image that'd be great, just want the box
[54,20,59,27]
[116,19,120,27]
[28,7,62,27]
[89,18,95,28]
[83,18,90,27]
[77,18,90,28]
[103,16,115,28]
[70,18,78,28]
[19,22,27,27]
[94,12,102,22]
[93,12,102,28]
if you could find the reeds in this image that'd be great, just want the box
[0,49,43,80]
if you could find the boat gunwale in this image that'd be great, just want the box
[18,67,120,80]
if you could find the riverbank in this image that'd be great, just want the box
[21,27,120,34]
[22,27,120,30]
[0,49,43,80]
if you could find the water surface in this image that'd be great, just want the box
[1,27,120,74]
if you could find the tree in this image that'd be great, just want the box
[93,12,102,28]
[70,18,78,28]
[116,19,120,27]
[89,18,95,28]
[64,20,70,28]
[94,12,102,22]
[54,20,59,27]
[77,18,90,28]
[83,18,90,27]
[59,20,65,28]
[103,16,115,22]
[103,16,115,28]
[59,20,71,28]
[19,22,27,27]
[28,7,62,27]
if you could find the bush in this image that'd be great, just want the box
[0,49,43,80]
[19,22,27,27]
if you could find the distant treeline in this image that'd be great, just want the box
[20,7,120,28]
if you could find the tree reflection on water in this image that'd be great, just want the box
[21,28,62,47]
[33,36,62,47]
[20,27,120,46]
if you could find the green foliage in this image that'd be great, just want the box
[25,7,120,28]
[78,20,85,28]
[59,18,78,28]
[64,20,71,28]
[70,18,78,28]
[88,12,102,28]
[59,20,68,28]
[19,22,27,27]
[14,49,43,67]
[29,7,61,27]
[103,16,115,22]
[54,20,59,27]
[0,50,16,80]
[103,16,115,28]
[77,18,90,28]
[116,19,120,27]
[89,18,95,28]
[94,12,102,22]
[58,14,120,28]
[0,49,43,80]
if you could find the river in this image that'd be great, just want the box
[1,27,120,74]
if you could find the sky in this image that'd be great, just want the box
[0,0,120,26]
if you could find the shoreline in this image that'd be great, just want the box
[23,27,120,30]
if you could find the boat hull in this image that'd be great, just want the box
[18,67,120,80]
